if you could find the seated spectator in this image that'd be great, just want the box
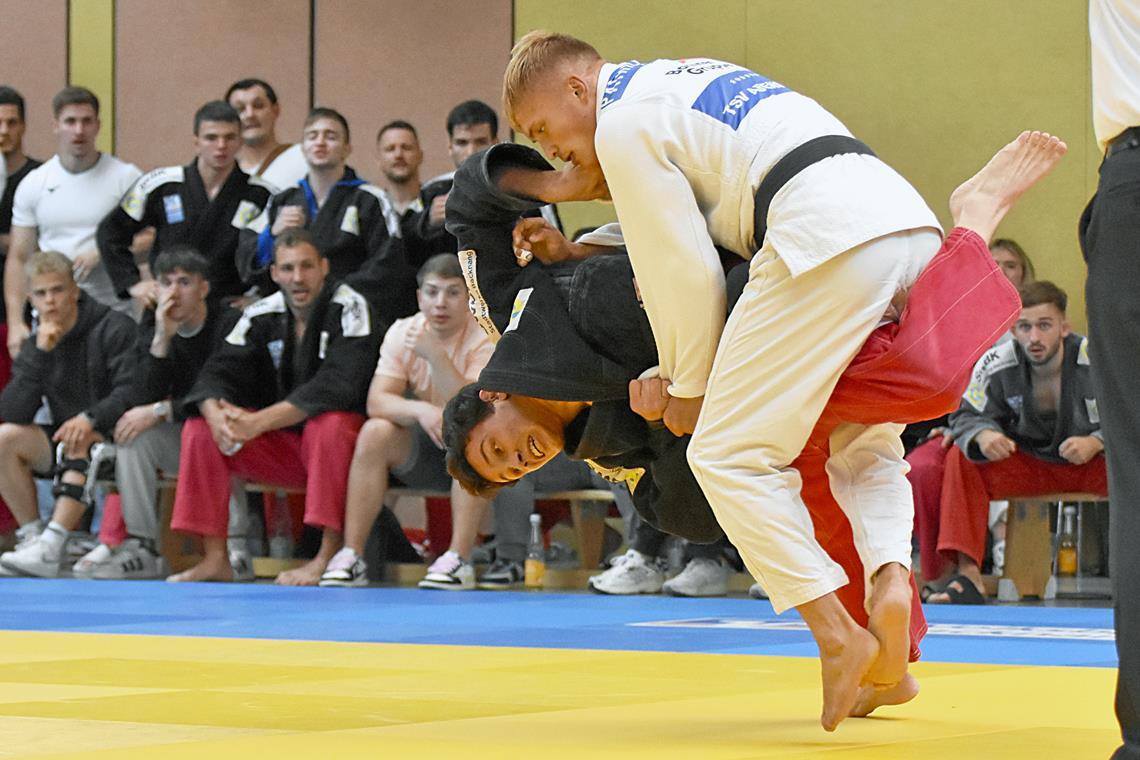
[0,251,136,577]
[241,108,417,325]
[316,254,497,588]
[912,281,1107,604]
[225,78,307,193]
[73,247,240,579]
[5,87,141,355]
[167,229,379,582]
[375,120,424,216]
[97,101,273,310]
[403,99,561,265]
[988,238,1036,295]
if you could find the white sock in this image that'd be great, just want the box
[40,522,68,555]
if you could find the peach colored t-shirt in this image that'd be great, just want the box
[374,312,493,406]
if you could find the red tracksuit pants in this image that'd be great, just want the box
[171,411,364,538]
[803,227,1021,660]
[910,440,1107,579]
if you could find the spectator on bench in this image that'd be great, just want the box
[241,108,417,326]
[225,78,307,193]
[168,229,379,583]
[97,101,273,310]
[5,87,141,356]
[375,120,424,217]
[318,254,504,589]
[74,247,239,579]
[913,281,1108,604]
[0,251,136,577]
[403,100,562,266]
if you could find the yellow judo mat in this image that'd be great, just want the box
[0,630,1119,759]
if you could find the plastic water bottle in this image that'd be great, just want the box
[525,513,545,589]
[268,493,294,559]
[1057,505,1078,577]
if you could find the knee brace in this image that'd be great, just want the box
[52,447,91,504]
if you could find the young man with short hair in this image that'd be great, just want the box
[168,229,379,583]
[316,254,497,588]
[915,281,1107,604]
[5,87,141,356]
[243,108,417,325]
[225,78,307,193]
[97,100,273,309]
[0,251,137,577]
[76,247,241,580]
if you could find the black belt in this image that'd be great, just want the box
[753,135,876,251]
[1107,126,1140,158]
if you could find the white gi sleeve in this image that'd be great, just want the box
[595,106,726,399]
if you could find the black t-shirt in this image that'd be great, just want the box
[0,157,42,235]
[0,156,42,325]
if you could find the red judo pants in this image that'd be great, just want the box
[803,227,1021,660]
[910,441,1107,579]
[171,411,364,538]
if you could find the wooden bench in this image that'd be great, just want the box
[145,478,618,574]
[997,492,1109,602]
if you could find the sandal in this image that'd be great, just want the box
[925,573,986,605]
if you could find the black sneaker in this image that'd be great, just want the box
[477,558,524,590]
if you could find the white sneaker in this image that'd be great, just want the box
[418,551,476,591]
[319,547,369,588]
[1,529,65,578]
[0,522,44,577]
[748,582,769,600]
[72,543,114,579]
[92,538,166,580]
[588,549,664,595]
[662,557,730,597]
[228,539,255,582]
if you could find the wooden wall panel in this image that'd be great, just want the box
[314,0,513,183]
[115,0,311,171]
[0,0,68,161]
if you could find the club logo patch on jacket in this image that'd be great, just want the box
[505,288,533,334]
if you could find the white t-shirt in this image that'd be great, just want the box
[593,58,939,397]
[11,153,141,258]
[1090,0,1140,151]
[256,143,307,193]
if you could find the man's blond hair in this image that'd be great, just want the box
[503,30,602,127]
[25,250,75,284]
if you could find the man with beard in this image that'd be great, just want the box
[918,281,1107,604]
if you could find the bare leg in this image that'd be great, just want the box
[865,562,912,685]
[276,529,343,585]
[0,424,53,525]
[342,419,412,554]
[949,130,1068,243]
[446,480,491,558]
[797,593,880,732]
[167,536,233,582]
[850,673,920,717]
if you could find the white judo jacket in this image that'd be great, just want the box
[593,58,940,398]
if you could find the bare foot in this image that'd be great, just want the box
[948,130,1068,243]
[866,562,912,685]
[850,673,920,718]
[166,556,233,583]
[820,626,880,732]
[275,557,328,586]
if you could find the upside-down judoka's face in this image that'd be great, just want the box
[464,391,565,485]
[511,71,605,194]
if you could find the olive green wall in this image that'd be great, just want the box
[515,0,1098,329]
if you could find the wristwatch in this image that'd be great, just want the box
[152,400,172,421]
